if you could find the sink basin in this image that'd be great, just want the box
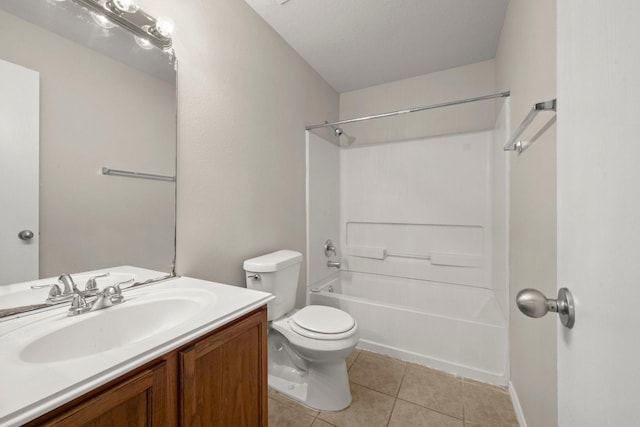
[19,291,216,363]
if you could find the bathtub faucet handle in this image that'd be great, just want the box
[324,239,337,257]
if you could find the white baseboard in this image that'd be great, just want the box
[509,381,527,427]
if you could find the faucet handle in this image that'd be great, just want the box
[68,294,90,316]
[85,273,110,292]
[115,278,134,286]
[30,282,58,290]
[113,278,134,291]
[89,285,125,312]
[30,283,62,299]
[324,239,337,257]
[48,284,62,299]
[103,285,124,304]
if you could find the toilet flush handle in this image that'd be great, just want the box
[247,274,261,280]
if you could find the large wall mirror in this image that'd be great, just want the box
[0,0,176,285]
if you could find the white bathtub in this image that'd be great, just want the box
[308,271,508,385]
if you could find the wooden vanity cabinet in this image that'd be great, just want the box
[26,306,267,427]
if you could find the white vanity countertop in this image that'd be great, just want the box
[0,275,273,427]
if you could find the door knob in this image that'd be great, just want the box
[516,287,575,329]
[18,229,34,241]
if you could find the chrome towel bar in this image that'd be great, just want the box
[504,99,557,153]
[101,167,175,182]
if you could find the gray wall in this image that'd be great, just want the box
[495,1,558,426]
[340,60,497,144]
[145,0,339,306]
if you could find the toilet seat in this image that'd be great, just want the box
[270,306,360,361]
[289,306,357,340]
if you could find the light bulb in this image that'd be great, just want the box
[90,12,115,29]
[112,0,138,13]
[154,16,175,38]
[135,36,154,50]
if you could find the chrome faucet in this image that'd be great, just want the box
[59,273,95,316]
[43,273,106,304]
[58,273,79,295]
[44,274,82,304]
[327,260,341,269]
[68,278,131,316]
[9,273,134,318]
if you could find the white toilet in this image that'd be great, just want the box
[244,250,359,411]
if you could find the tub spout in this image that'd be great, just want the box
[327,260,341,269]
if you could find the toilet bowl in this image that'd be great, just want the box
[244,250,359,411]
[269,305,359,411]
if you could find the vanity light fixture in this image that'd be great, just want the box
[68,0,174,52]
[153,16,175,38]
[111,0,138,13]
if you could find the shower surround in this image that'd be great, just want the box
[306,101,509,385]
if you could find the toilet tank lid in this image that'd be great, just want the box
[243,250,303,272]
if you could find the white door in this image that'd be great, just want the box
[0,59,39,285]
[557,1,640,425]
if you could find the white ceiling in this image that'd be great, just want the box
[244,0,509,93]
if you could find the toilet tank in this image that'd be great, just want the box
[243,250,303,321]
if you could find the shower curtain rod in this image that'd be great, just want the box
[305,91,510,130]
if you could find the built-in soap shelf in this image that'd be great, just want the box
[504,99,556,153]
[345,246,482,268]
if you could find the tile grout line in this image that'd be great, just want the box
[383,360,408,426]
[347,349,362,370]
[386,397,398,427]
[461,379,466,423]
[393,396,466,423]
[398,360,467,422]
[392,362,406,425]
[347,360,409,399]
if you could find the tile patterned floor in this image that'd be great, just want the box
[268,349,519,427]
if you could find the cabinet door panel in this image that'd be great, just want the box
[30,362,169,427]
[181,308,267,427]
